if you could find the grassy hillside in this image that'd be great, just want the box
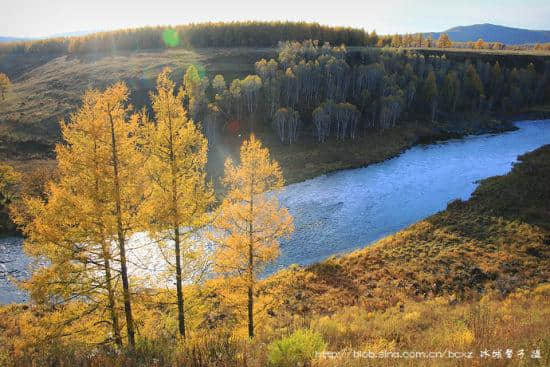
[0,47,276,148]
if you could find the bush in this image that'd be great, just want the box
[267,329,326,367]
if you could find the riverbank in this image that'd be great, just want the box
[265,116,518,185]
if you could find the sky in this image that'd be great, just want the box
[2,0,550,38]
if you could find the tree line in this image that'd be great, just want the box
[12,69,293,351]
[0,21,374,56]
[185,40,550,145]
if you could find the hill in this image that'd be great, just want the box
[0,47,276,146]
[425,23,550,44]
[0,37,30,43]
[0,31,108,43]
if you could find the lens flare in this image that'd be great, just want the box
[162,29,180,48]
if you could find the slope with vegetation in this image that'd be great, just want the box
[263,145,550,315]
[1,22,549,149]
[3,38,549,152]
[0,47,276,149]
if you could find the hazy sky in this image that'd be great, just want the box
[2,0,550,38]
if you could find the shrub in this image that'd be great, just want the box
[267,329,326,367]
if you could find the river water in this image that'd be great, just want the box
[2,120,550,303]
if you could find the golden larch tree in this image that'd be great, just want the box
[140,68,213,338]
[437,33,452,48]
[0,164,20,234]
[0,73,11,101]
[212,134,293,338]
[95,82,145,349]
[15,88,138,348]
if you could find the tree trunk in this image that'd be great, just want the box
[174,226,186,338]
[108,109,135,349]
[247,283,254,338]
[94,139,122,349]
[247,180,254,338]
[102,244,123,348]
[167,107,186,338]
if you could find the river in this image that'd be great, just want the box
[2,120,550,303]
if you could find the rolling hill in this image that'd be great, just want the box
[0,37,30,43]
[425,23,550,44]
[0,47,276,145]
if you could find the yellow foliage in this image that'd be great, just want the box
[211,134,294,337]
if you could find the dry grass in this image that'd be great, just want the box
[310,284,550,366]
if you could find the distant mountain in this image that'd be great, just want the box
[0,30,99,43]
[425,23,550,45]
[0,36,31,43]
[48,30,100,38]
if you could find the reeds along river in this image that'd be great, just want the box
[2,120,550,303]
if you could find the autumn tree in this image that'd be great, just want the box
[211,135,293,338]
[0,164,21,233]
[0,164,20,209]
[442,71,460,112]
[391,34,402,48]
[474,38,485,49]
[183,65,208,123]
[273,107,300,144]
[0,73,11,101]
[425,35,434,48]
[212,74,227,95]
[241,75,262,131]
[437,33,452,48]
[140,68,213,338]
[463,64,484,111]
[313,102,332,142]
[369,30,379,46]
[14,86,145,348]
[99,83,146,349]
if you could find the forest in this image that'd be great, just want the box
[180,40,550,147]
[1,40,550,232]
